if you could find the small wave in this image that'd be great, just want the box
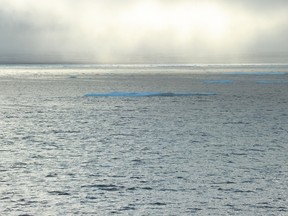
[81,184,124,191]
[84,92,216,97]
[45,173,58,178]
[118,204,137,211]
[217,188,255,193]
[48,191,71,196]
[51,129,80,134]
[150,202,167,206]
[141,187,153,190]
[187,208,203,213]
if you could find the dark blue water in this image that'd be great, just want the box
[0,65,288,215]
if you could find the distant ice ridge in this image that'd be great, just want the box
[84,92,217,97]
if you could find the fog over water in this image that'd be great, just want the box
[0,0,288,63]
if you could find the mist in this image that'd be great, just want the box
[0,0,287,63]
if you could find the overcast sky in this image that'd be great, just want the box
[0,0,287,63]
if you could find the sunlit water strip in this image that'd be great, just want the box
[0,63,288,76]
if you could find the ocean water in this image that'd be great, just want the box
[0,64,288,215]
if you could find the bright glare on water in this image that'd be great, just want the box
[0,64,288,215]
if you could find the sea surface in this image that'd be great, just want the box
[0,64,288,215]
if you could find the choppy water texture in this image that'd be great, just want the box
[0,64,288,215]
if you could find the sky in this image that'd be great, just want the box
[0,0,288,63]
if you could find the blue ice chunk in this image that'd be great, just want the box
[256,80,288,84]
[225,72,286,75]
[203,80,233,84]
[84,92,217,97]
